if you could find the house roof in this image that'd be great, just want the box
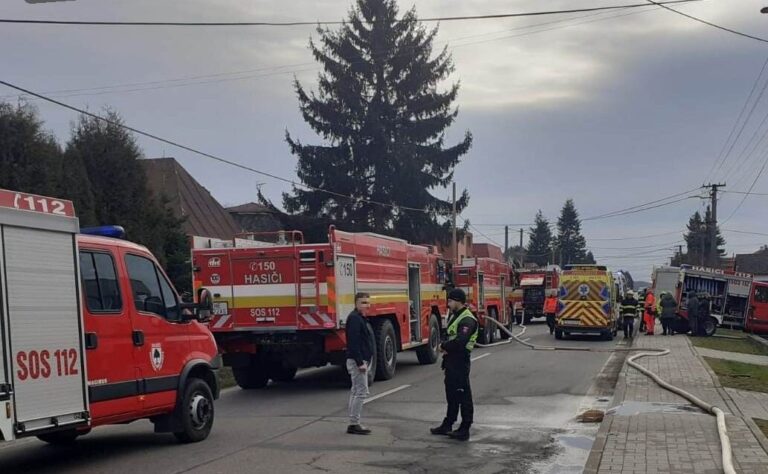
[227,202,272,214]
[141,158,241,240]
[735,252,768,275]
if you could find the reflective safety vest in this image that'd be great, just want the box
[447,307,479,351]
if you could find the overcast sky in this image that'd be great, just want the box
[2,0,768,279]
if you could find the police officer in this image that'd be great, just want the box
[620,291,639,339]
[430,288,478,441]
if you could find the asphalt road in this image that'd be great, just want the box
[0,321,627,474]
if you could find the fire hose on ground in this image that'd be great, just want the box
[478,316,736,474]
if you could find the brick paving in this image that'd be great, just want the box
[586,321,768,474]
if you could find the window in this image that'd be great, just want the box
[125,254,180,321]
[755,286,768,304]
[80,251,122,313]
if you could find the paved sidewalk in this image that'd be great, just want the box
[585,324,768,474]
[694,347,768,366]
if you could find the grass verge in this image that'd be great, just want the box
[755,419,768,439]
[703,357,768,393]
[690,335,768,356]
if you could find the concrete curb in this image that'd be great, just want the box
[749,334,768,348]
[583,336,634,474]
[691,337,768,458]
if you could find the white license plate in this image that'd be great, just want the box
[213,302,229,315]
[561,319,581,326]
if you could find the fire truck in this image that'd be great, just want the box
[452,256,513,344]
[0,188,219,446]
[191,227,449,388]
[515,266,561,324]
[745,280,768,334]
[652,265,752,336]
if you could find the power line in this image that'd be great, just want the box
[645,0,768,44]
[722,150,768,224]
[724,228,768,237]
[0,1,700,27]
[722,190,768,196]
[588,239,685,250]
[1,4,666,102]
[582,188,702,221]
[0,78,433,214]
[588,229,685,241]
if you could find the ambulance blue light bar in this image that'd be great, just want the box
[81,225,126,239]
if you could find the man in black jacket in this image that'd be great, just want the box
[686,290,699,336]
[430,288,479,441]
[345,292,375,435]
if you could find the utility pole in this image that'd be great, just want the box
[519,228,524,268]
[504,225,509,265]
[704,183,725,268]
[452,183,457,264]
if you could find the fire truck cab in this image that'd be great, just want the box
[0,189,219,446]
[745,281,768,334]
[452,256,512,345]
[192,227,448,388]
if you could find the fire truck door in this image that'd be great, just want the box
[749,283,768,331]
[122,251,190,411]
[335,255,356,326]
[478,273,485,310]
[79,250,141,419]
[408,264,421,342]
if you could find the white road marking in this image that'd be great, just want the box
[471,353,491,362]
[364,384,411,404]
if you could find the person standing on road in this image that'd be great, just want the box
[345,292,375,435]
[686,289,699,336]
[643,289,656,336]
[657,291,677,336]
[638,289,647,333]
[697,292,711,337]
[431,288,478,441]
[544,294,558,335]
[620,291,639,339]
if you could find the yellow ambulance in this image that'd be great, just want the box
[555,264,619,340]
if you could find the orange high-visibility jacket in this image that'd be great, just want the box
[544,296,558,314]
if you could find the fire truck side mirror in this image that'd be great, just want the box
[196,288,214,322]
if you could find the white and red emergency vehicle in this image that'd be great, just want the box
[452,255,513,345]
[0,188,219,446]
[191,227,449,388]
[652,265,753,336]
[745,281,768,334]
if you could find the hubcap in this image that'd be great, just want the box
[189,393,212,429]
[385,335,395,366]
[430,324,438,351]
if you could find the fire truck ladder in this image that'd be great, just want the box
[297,249,321,318]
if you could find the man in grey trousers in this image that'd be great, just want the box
[345,292,375,435]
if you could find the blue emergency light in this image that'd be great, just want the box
[80,225,126,239]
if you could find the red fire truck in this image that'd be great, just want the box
[452,256,513,345]
[515,266,561,324]
[191,227,449,388]
[0,189,219,446]
[744,281,768,334]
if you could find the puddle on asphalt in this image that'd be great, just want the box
[529,430,596,474]
[606,401,704,416]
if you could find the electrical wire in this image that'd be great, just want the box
[0,1,700,27]
[588,230,685,241]
[645,0,768,44]
[0,78,433,214]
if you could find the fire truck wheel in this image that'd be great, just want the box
[269,365,298,383]
[233,363,269,389]
[416,314,440,365]
[37,429,84,445]
[373,319,397,381]
[174,378,215,443]
[704,317,718,337]
[480,320,493,345]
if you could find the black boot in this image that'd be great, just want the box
[430,419,453,436]
[447,424,471,441]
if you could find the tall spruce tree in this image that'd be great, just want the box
[681,207,725,265]
[0,102,96,222]
[555,199,594,265]
[284,0,472,244]
[526,210,553,267]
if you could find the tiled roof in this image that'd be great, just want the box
[141,158,241,240]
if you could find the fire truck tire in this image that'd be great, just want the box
[373,319,397,381]
[480,319,493,345]
[704,317,718,337]
[173,378,215,443]
[269,365,298,383]
[233,363,269,389]
[416,314,440,365]
[37,429,83,445]
[554,329,563,340]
